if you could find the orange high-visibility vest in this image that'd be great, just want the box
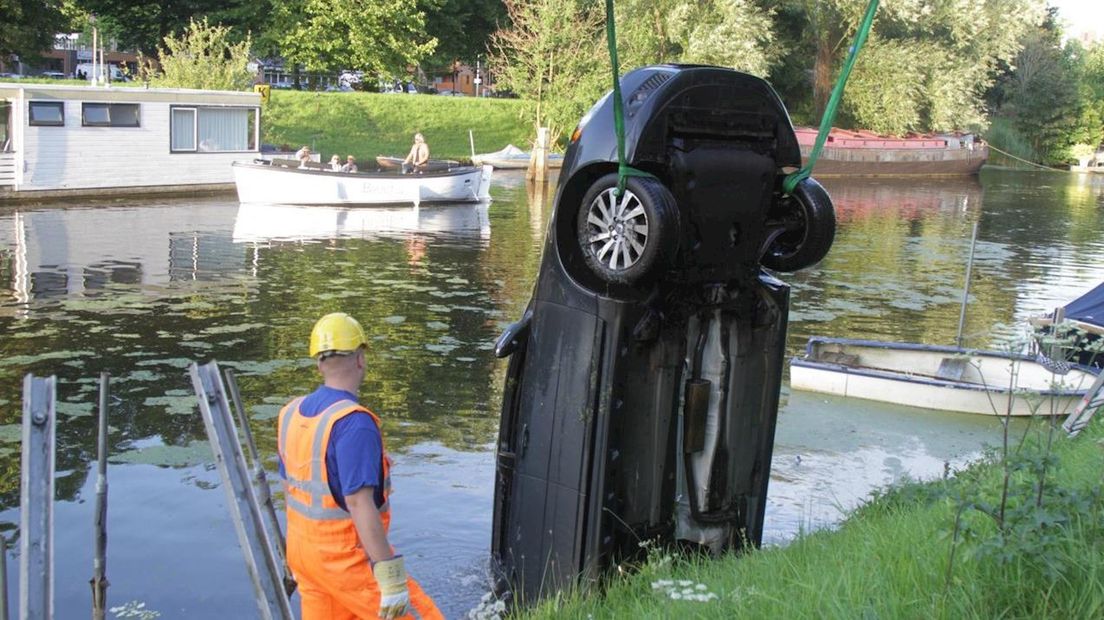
[278,398,392,536]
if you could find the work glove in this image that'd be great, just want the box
[373,555,410,619]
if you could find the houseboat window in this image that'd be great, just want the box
[1,102,12,151]
[171,106,257,152]
[82,103,140,127]
[28,101,64,127]
[171,108,197,151]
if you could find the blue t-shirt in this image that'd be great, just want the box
[279,385,384,511]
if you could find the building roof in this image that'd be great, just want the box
[0,82,259,105]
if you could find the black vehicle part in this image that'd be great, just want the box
[576,173,679,285]
[494,309,532,359]
[760,177,835,272]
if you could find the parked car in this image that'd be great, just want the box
[40,71,67,79]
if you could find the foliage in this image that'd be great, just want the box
[615,0,778,77]
[272,0,436,78]
[263,89,531,160]
[984,117,1040,167]
[767,0,1045,134]
[418,0,505,67]
[488,0,609,147]
[844,36,926,135]
[76,0,264,55]
[0,0,68,60]
[991,16,1103,165]
[139,18,253,91]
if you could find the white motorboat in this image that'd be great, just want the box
[471,144,564,169]
[790,337,1100,416]
[232,160,493,206]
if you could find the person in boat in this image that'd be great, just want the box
[341,155,358,173]
[329,155,342,171]
[296,145,312,169]
[278,313,443,620]
[402,133,429,174]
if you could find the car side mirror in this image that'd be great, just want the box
[494,309,533,358]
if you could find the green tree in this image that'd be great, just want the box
[766,0,1045,134]
[75,0,265,54]
[418,0,505,67]
[272,0,436,79]
[140,17,253,91]
[489,0,608,146]
[615,0,777,76]
[992,15,1099,165]
[0,0,68,61]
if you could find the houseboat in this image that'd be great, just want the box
[0,83,260,199]
[796,127,988,176]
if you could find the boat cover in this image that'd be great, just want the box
[1064,282,1104,328]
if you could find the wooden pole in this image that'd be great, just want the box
[90,27,97,86]
[91,373,110,620]
[955,221,979,349]
[223,369,296,596]
[469,130,476,159]
[527,127,549,183]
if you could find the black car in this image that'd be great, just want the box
[491,64,835,606]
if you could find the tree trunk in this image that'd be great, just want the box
[813,34,834,121]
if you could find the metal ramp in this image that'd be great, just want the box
[1063,371,1104,437]
[190,361,294,620]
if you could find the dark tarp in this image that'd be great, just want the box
[1064,281,1104,328]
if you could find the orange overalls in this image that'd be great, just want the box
[278,397,443,620]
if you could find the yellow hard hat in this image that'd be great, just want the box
[309,312,366,357]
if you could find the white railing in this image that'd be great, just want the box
[0,152,16,186]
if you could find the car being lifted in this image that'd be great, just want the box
[490,64,835,606]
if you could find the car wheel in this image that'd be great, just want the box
[576,173,678,285]
[761,177,835,272]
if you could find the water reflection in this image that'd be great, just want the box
[231,203,491,244]
[0,169,1101,616]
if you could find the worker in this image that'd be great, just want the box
[277,312,443,620]
[401,133,429,174]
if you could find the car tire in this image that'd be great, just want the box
[761,177,835,272]
[576,173,678,285]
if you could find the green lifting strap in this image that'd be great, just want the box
[605,0,656,196]
[783,0,880,195]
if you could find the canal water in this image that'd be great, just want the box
[0,168,1102,618]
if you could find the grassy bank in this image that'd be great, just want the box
[262,90,534,161]
[523,416,1104,618]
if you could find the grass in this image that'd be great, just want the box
[262,90,535,161]
[521,414,1104,619]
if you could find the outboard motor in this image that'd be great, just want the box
[491,65,835,606]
